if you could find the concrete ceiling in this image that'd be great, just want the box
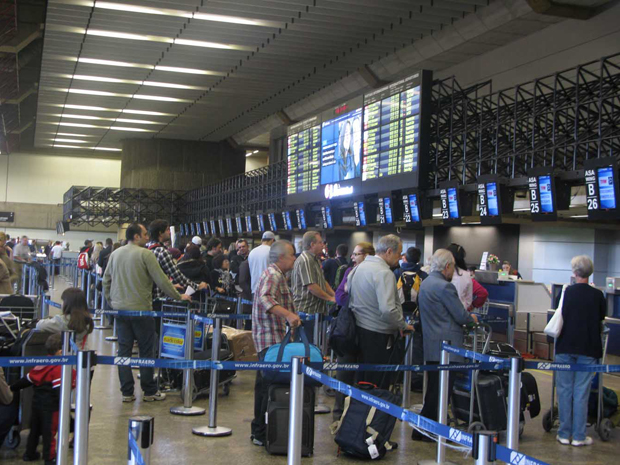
[33,0,611,155]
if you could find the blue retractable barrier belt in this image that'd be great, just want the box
[302,365,549,465]
[0,356,76,367]
[128,434,146,465]
[442,343,509,365]
[524,361,620,373]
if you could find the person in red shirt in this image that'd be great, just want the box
[468,266,489,311]
[11,333,76,464]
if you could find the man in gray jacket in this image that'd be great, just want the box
[413,248,477,441]
[349,234,413,388]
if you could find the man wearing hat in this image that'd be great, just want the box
[248,231,275,296]
[191,236,202,247]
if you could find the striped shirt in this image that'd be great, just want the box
[291,250,328,315]
[252,263,295,353]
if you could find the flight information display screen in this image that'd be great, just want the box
[321,206,333,229]
[268,213,277,232]
[256,214,265,232]
[296,209,307,230]
[203,221,209,236]
[598,166,617,209]
[235,217,243,234]
[353,201,367,227]
[282,211,293,230]
[403,193,421,224]
[362,75,421,181]
[320,108,363,185]
[210,220,216,237]
[486,182,499,216]
[584,158,619,220]
[245,215,252,233]
[225,218,233,237]
[448,187,460,219]
[538,175,554,214]
[287,117,321,194]
[218,219,225,237]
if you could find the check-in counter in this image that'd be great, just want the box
[476,271,551,352]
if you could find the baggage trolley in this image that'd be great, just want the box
[542,324,613,441]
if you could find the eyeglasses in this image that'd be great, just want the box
[351,252,365,257]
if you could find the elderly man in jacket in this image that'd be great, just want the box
[412,248,477,442]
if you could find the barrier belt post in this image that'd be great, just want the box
[74,350,95,465]
[106,315,119,342]
[57,331,75,465]
[287,356,305,465]
[192,317,232,437]
[402,332,413,408]
[41,296,49,320]
[235,296,243,330]
[506,356,523,450]
[472,430,498,465]
[128,416,154,465]
[312,313,330,415]
[170,308,206,416]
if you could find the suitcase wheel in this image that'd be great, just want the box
[223,383,231,396]
[4,428,20,449]
[542,408,556,433]
[599,418,613,442]
[519,421,525,438]
[468,421,485,434]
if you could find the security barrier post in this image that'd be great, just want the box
[506,356,523,450]
[287,357,305,465]
[402,331,413,408]
[105,316,119,342]
[192,317,232,437]
[57,331,74,465]
[313,314,330,415]
[472,430,498,465]
[128,416,154,465]
[170,308,205,416]
[74,350,95,465]
[235,296,243,330]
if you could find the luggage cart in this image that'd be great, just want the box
[542,324,613,441]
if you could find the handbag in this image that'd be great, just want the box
[544,285,566,338]
[262,325,323,385]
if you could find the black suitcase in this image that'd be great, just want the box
[452,373,507,431]
[265,384,315,456]
[487,342,520,359]
[520,371,540,419]
[193,349,236,394]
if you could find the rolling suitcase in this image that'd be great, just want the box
[520,371,541,419]
[265,384,315,456]
[452,372,507,431]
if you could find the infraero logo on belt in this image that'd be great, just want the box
[510,452,526,465]
[448,428,472,446]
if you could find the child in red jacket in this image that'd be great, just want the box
[11,333,76,464]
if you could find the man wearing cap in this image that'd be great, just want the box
[248,232,275,296]
[191,236,202,247]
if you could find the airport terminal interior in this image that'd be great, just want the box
[1,0,620,463]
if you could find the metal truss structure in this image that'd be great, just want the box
[64,54,620,226]
[429,53,620,188]
[63,186,187,228]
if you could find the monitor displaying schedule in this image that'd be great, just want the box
[268,213,277,232]
[378,197,393,224]
[287,117,321,195]
[282,211,293,230]
[598,166,617,209]
[236,217,243,234]
[403,193,421,224]
[256,214,265,232]
[296,209,307,230]
[538,176,554,213]
[245,216,252,233]
[210,220,216,237]
[584,158,620,220]
[362,75,421,181]
[353,201,367,227]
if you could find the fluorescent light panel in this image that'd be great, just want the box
[50,113,165,125]
[51,138,89,143]
[43,87,192,103]
[42,121,156,132]
[53,144,121,152]
[56,1,281,27]
[44,104,173,116]
[53,73,207,90]
[48,24,254,51]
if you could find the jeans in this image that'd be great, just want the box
[556,353,596,441]
[116,316,158,396]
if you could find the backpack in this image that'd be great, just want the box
[328,266,358,357]
[400,271,421,303]
[77,249,90,270]
[332,382,399,459]
[333,264,349,290]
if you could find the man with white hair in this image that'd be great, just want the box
[412,248,477,441]
[349,234,413,389]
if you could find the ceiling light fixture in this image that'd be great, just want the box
[44,87,192,103]
[51,113,165,125]
[48,24,254,51]
[44,132,98,137]
[62,1,282,28]
[52,144,122,152]
[44,104,174,116]
[52,138,89,143]
[53,73,207,90]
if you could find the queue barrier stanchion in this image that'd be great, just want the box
[170,308,206,416]
[506,356,523,450]
[128,415,154,465]
[57,331,75,465]
[419,340,456,465]
[472,430,498,465]
[106,313,119,342]
[235,296,243,330]
[310,313,330,415]
[192,316,232,437]
[74,350,95,465]
[94,277,111,330]
[287,356,305,465]
[402,331,413,408]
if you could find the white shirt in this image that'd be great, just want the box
[248,244,271,294]
[51,245,63,260]
[450,267,473,310]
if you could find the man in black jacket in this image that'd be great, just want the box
[97,238,114,274]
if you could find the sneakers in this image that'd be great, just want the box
[556,435,570,446]
[250,435,264,446]
[571,437,593,447]
[143,391,166,402]
[122,394,136,403]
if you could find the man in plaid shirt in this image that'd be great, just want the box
[146,220,209,302]
[250,240,300,447]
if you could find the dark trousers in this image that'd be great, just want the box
[419,362,457,422]
[52,259,60,276]
[356,326,403,390]
[26,407,58,462]
[333,351,357,421]
[116,316,158,396]
[251,348,269,441]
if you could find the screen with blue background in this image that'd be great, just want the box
[384,197,393,224]
[408,194,421,222]
[325,206,333,228]
[358,201,367,226]
[296,209,306,229]
[245,216,252,232]
[268,213,277,231]
[448,187,459,219]
[257,215,265,232]
[320,108,362,185]
[282,211,292,230]
[598,166,617,209]
[538,175,554,213]
[486,182,499,216]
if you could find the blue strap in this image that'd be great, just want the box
[441,343,509,365]
[524,361,620,373]
[128,434,146,465]
[0,356,77,367]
